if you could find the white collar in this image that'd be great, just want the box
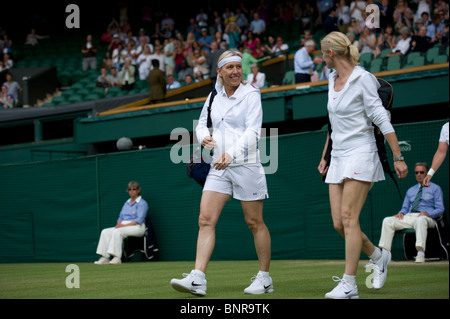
[127,196,142,204]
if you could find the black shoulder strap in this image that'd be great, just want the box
[207,88,217,129]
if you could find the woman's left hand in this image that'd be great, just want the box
[213,152,233,170]
[394,160,408,179]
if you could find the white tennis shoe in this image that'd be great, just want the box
[325,276,359,299]
[170,270,207,296]
[365,248,391,289]
[244,274,274,294]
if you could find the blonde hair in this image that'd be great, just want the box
[321,31,359,65]
[217,49,247,87]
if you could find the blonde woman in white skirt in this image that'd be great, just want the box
[318,32,408,299]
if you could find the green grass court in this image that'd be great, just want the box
[1,260,448,299]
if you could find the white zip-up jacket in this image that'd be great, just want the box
[196,82,262,166]
[328,66,395,157]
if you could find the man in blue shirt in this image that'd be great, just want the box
[198,28,213,54]
[426,14,445,44]
[378,162,445,263]
[294,40,323,83]
[95,181,148,265]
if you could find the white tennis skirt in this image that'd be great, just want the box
[325,151,385,184]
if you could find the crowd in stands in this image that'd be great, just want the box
[0,0,449,108]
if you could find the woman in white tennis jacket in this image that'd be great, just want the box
[171,50,272,296]
[317,32,408,299]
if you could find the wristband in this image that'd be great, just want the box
[427,168,435,177]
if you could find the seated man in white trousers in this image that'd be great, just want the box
[378,162,445,263]
[95,181,148,265]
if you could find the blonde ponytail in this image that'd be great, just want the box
[321,31,359,66]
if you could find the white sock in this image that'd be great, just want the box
[369,247,382,261]
[258,270,270,278]
[192,269,205,278]
[343,274,356,286]
[417,250,425,256]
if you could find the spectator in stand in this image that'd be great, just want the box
[96,67,115,89]
[184,74,195,85]
[194,70,205,82]
[108,34,122,53]
[427,14,445,44]
[247,63,266,89]
[294,40,323,83]
[124,30,138,47]
[249,12,266,37]
[358,26,377,55]
[301,30,313,46]
[265,36,289,57]
[25,28,49,47]
[224,21,242,49]
[189,48,209,80]
[161,12,175,33]
[136,35,153,58]
[347,17,360,35]
[0,85,15,109]
[138,28,150,44]
[81,34,98,72]
[393,0,414,29]
[149,44,165,73]
[323,6,340,34]
[151,23,165,44]
[163,37,176,76]
[1,34,12,56]
[411,25,432,53]
[2,54,13,69]
[300,2,315,29]
[122,40,139,73]
[213,11,224,34]
[379,0,395,31]
[198,28,213,54]
[386,26,412,57]
[244,32,261,58]
[166,74,181,90]
[414,0,431,23]
[101,27,114,46]
[187,18,202,41]
[3,72,22,105]
[241,47,268,80]
[350,0,366,24]
[439,20,449,48]
[336,0,351,32]
[421,11,431,27]
[206,41,226,86]
[137,45,153,80]
[235,7,248,32]
[173,40,186,74]
[102,51,113,70]
[196,8,209,28]
[184,32,197,57]
[119,58,135,91]
[112,42,125,71]
[347,32,360,49]
[178,59,194,83]
[373,24,397,58]
[109,67,120,87]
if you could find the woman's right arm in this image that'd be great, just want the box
[318,133,330,176]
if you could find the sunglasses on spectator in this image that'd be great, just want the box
[128,188,138,191]
[415,171,425,175]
